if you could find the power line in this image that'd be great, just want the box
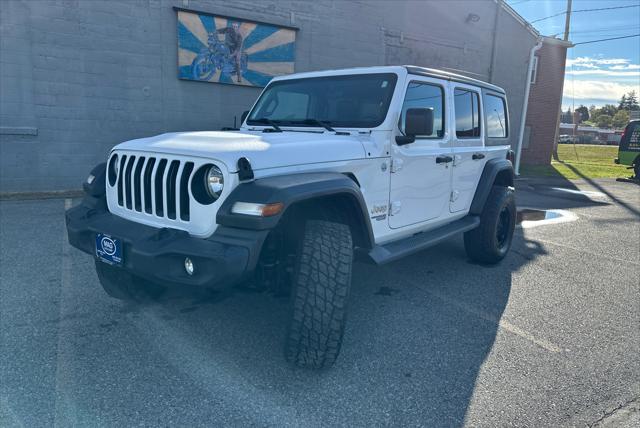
[531,4,640,24]
[531,11,565,23]
[570,25,640,34]
[573,4,640,13]
[573,34,640,45]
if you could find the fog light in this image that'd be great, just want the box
[184,257,194,275]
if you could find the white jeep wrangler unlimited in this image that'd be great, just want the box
[66,66,516,368]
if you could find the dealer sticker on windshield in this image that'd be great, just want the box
[95,233,123,266]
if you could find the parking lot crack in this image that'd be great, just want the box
[589,396,640,427]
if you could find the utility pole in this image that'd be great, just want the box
[553,0,573,161]
[563,0,572,41]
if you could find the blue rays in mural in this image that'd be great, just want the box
[177,11,296,87]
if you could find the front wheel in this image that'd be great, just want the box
[464,186,516,264]
[634,159,640,179]
[285,220,353,369]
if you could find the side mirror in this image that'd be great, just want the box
[241,110,249,124]
[396,108,434,146]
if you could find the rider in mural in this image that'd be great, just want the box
[216,21,244,83]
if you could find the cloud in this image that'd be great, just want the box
[563,80,640,103]
[566,56,631,68]
[564,56,640,79]
[610,64,640,71]
[565,69,640,77]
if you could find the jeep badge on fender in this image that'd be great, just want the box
[66,66,516,369]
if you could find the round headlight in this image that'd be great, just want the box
[108,154,119,186]
[205,165,224,200]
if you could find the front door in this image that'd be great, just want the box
[389,77,452,229]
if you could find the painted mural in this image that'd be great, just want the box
[177,10,296,87]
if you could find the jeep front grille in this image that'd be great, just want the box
[106,150,229,237]
[115,155,194,221]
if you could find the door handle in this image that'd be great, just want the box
[472,153,485,160]
[436,155,453,164]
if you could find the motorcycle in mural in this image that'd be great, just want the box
[192,32,248,82]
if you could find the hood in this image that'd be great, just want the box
[113,130,367,172]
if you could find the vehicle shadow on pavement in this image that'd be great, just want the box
[0,197,550,426]
[519,167,639,218]
[103,233,547,426]
[559,162,640,217]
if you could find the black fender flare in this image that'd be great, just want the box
[217,172,375,249]
[469,158,514,215]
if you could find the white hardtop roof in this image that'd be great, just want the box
[270,65,506,94]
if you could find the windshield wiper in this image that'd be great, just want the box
[285,119,336,132]
[251,118,282,132]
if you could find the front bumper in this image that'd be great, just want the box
[65,197,268,288]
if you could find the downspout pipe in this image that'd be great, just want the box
[515,39,543,175]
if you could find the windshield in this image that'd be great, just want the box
[247,73,398,128]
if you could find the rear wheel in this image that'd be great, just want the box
[94,261,164,300]
[464,186,516,264]
[285,220,353,369]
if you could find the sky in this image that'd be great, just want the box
[507,0,640,111]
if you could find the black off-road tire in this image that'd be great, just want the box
[634,159,640,180]
[94,261,163,300]
[464,186,516,264]
[285,220,353,369]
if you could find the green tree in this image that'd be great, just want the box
[625,91,639,111]
[575,105,589,122]
[619,94,627,110]
[599,104,618,117]
[596,115,612,129]
[561,108,573,123]
[612,110,630,129]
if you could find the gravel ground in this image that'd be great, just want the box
[1,178,638,427]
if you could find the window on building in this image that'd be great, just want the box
[531,56,539,84]
[484,94,508,138]
[454,88,481,138]
[399,81,445,138]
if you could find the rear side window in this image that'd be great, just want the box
[621,122,640,151]
[399,81,445,138]
[484,94,508,138]
[455,89,481,138]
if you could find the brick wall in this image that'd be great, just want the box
[0,0,536,192]
[521,40,568,165]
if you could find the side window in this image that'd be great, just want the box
[627,123,640,150]
[400,81,445,138]
[454,88,481,138]
[484,94,508,138]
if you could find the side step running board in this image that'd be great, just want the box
[367,216,480,265]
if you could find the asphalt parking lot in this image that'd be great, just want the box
[1,178,639,427]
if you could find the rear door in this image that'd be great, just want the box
[450,85,486,213]
[389,77,452,229]
[618,121,640,166]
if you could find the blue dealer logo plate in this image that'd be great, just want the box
[95,233,123,266]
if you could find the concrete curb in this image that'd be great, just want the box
[0,190,84,201]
